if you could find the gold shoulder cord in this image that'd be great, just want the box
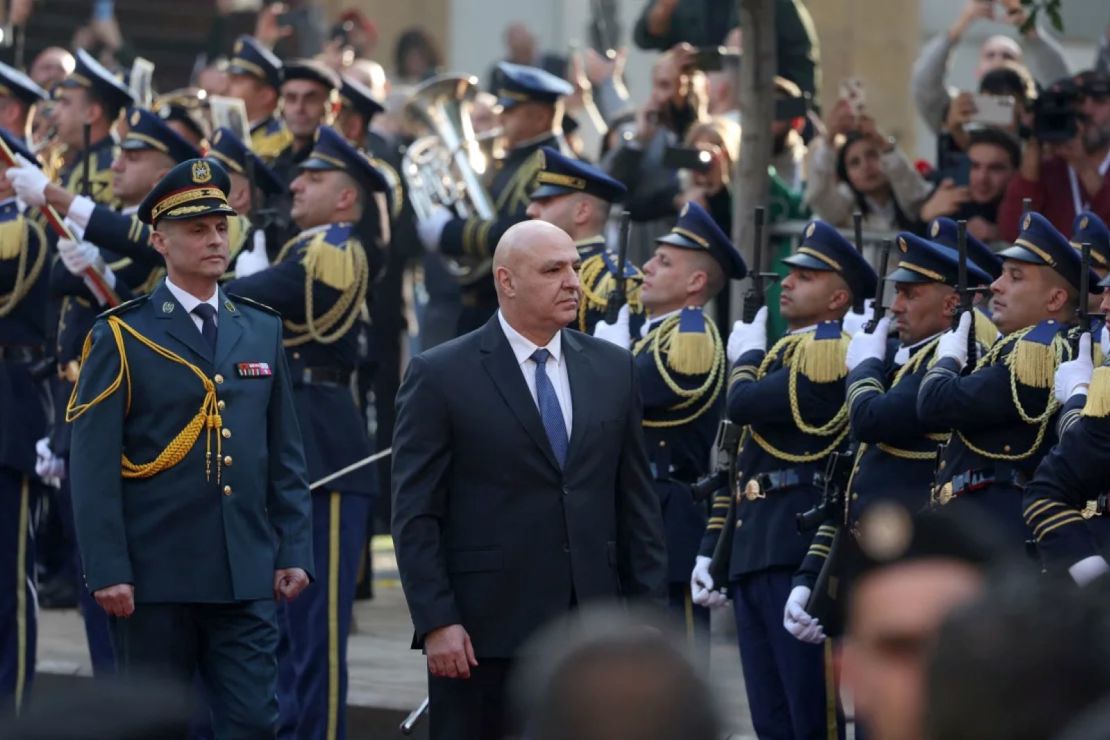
[0,217,45,318]
[65,317,225,482]
[632,315,725,428]
[748,332,850,463]
[277,233,371,347]
[577,255,643,331]
[874,337,947,460]
[953,328,1067,462]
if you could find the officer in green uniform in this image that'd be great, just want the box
[67,157,313,738]
[525,146,645,335]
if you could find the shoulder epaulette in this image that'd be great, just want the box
[797,320,850,383]
[252,120,294,160]
[97,293,147,318]
[667,306,717,375]
[225,292,280,317]
[1012,319,1069,389]
[578,251,643,326]
[300,224,360,291]
[973,308,999,348]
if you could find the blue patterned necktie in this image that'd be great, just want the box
[193,303,218,353]
[530,348,568,467]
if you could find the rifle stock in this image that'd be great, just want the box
[707,421,743,591]
[954,219,976,369]
[742,206,778,322]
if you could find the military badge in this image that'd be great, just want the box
[192,160,212,184]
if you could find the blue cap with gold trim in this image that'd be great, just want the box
[656,201,747,280]
[496,62,573,109]
[282,58,341,92]
[228,35,283,90]
[121,107,200,164]
[339,75,384,122]
[887,232,993,287]
[529,146,626,203]
[1072,210,1110,274]
[206,127,284,196]
[299,125,388,194]
[0,60,46,106]
[999,211,1098,292]
[784,220,878,308]
[928,217,1002,281]
[58,48,133,114]
[138,158,236,226]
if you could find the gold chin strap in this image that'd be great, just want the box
[65,316,225,483]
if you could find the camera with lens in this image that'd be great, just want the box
[1031,87,1079,143]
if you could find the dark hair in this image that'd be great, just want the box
[979,62,1037,106]
[967,127,1021,168]
[393,27,442,80]
[835,131,915,230]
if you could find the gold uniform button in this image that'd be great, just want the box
[851,492,860,501]
[1003,444,1011,453]
[223,456,233,466]
[223,485,232,496]
[222,428,231,439]
[214,374,224,384]
[217,400,226,410]
[293,352,301,360]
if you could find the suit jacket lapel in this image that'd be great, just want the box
[214,289,245,368]
[479,317,561,471]
[151,282,214,365]
[562,329,592,465]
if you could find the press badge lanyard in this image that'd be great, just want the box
[1068,148,1110,217]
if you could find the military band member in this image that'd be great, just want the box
[226,125,383,740]
[336,75,384,154]
[226,35,293,162]
[918,213,1093,546]
[0,130,49,714]
[789,233,995,643]
[273,59,340,184]
[204,126,285,281]
[692,220,876,740]
[153,91,210,149]
[525,146,645,335]
[67,158,313,737]
[593,202,744,656]
[418,61,574,335]
[0,61,47,141]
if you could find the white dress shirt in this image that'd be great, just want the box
[497,310,573,433]
[165,276,221,334]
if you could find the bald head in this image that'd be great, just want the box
[494,220,581,344]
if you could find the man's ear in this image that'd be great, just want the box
[495,265,514,296]
[828,287,851,313]
[150,227,169,257]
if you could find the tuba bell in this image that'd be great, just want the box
[401,74,497,286]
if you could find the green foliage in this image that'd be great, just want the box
[1020,0,1065,33]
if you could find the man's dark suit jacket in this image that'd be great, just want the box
[391,315,667,658]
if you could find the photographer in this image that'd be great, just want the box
[942,62,1036,153]
[998,71,1110,241]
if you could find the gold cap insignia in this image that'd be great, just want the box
[930,221,940,237]
[192,160,212,184]
[233,39,243,55]
[898,236,909,253]
[1081,216,1090,230]
[858,501,913,562]
[130,109,141,126]
[805,222,816,238]
[1023,214,1032,230]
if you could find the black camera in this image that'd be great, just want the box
[1032,88,1079,143]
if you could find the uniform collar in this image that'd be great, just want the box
[642,308,683,338]
[164,275,221,319]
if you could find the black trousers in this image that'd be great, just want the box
[110,599,279,740]
[427,659,514,740]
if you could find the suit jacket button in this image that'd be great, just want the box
[222,428,232,439]
[214,374,224,384]
[223,485,232,496]
[562,486,569,496]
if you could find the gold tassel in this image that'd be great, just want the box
[1082,367,1110,418]
[0,216,26,260]
[667,329,715,375]
[302,234,355,291]
[1012,338,1056,388]
[973,310,999,349]
[798,335,850,383]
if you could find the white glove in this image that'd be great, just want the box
[1069,555,1110,586]
[727,305,768,363]
[416,204,453,253]
[5,153,49,207]
[235,232,270,278]
[592,303,631,350]
[783,585,825,644]
[845,316,890,371]
[841,298,875,337]
[936,311,972,368]
[57,238,106,277]
[1101,327,1110,359]
[1055,333,1094,404]
[690,555,727,609]
[34,437,65,481]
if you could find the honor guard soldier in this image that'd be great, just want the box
[226,35,293,162]
[51,48,134,203]
[1023,265,1110,586]
[692,220,877,740]
[226,125,382,740]
[0,130,49,714]
[526,146,646,335]
[789,233,996,644]
[66,157,313,737]
[204,126,285,281]
[418,61,574,335]
[593,201,744,657]
[918,212,1094,547]
[1071,211,1110,318]
[0,60,47,141]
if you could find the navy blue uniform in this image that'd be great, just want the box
[575,235,646,336]
[701,323,848,740]
[227,222,375,740]
[0,201,48,714]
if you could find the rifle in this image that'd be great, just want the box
[0,134,118,307]
[954,219,977,371]
[797,450,855,637]
[1022,197,1033,216]
[1077,242,1103,357]
[703,421,743,592]
[863,239,892,333]
[852,211,864,254]
[81,122,91,198]
[603,210,632,323]
[743,206,779,322]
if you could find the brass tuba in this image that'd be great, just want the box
[402,74,497,286]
